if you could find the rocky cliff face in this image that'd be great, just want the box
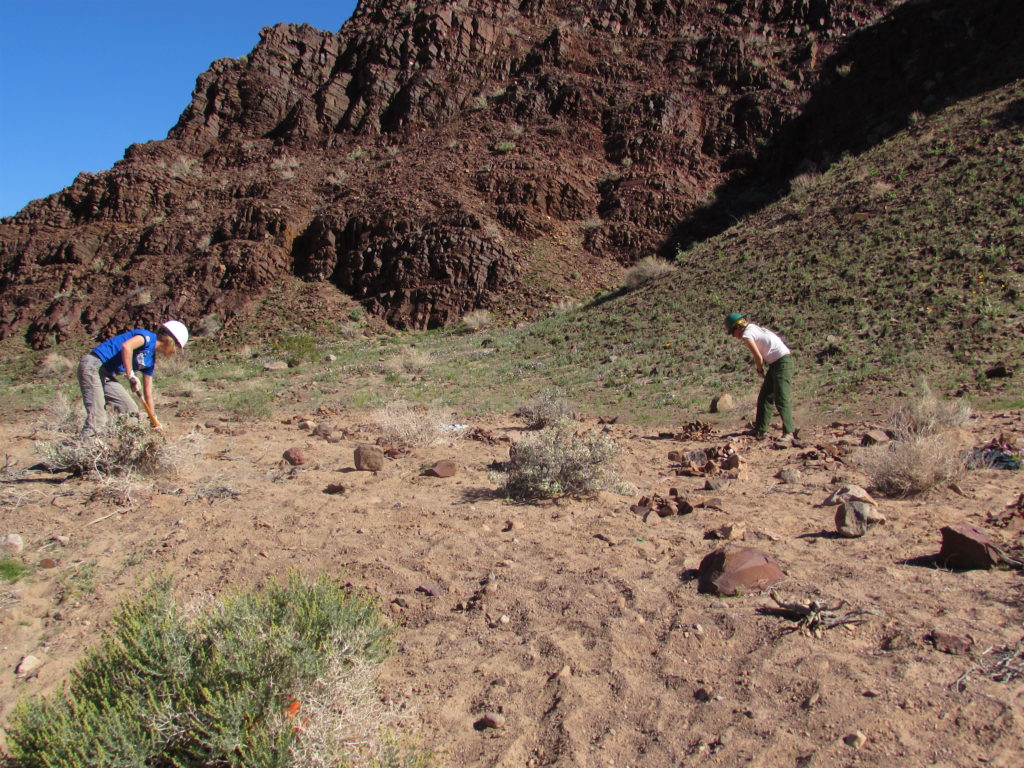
[1,0,1013,347]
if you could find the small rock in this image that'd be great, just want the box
[297,419,315,431]
[723,454,741,470]
[704,478,728,491]
[312,422,334,438]
[15,655,41,676]
[415,582,444,597]
[928,630,974,655]
[425,460,459,478]
[938,524,1004,569]
[283,448,306,466]
[263,360,289,371]
[776,468,801,484]
[861,429,891,446]
[984,362,1011,379]
[694,687,714,702]
[354,445,385,472]
[843,731,868,749]
[1,533,25,556]
[474,712,506,730]
[323,483,347,495]
[324,354,337,362]
[697,547,784,596]
[706,523,746,541]
[710,393,735,413]
[823,484,875,506]
[835,501,871,538]
[38,557,59,569]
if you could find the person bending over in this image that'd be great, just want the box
[725,312,795,442]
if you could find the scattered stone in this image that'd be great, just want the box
[354,445,385,472]
[843,731,868,749]
[324,353,337,362]
[823,484,875,506]
[297,419,316,431]
[819,443,843,459]
[263,360,289,371]
[694,686,714,702]
[704,478,728,491]
[282,447,306,466]
[723,454,741,470]
[776,468,801,484]
[938,524,1004,569]
[312,422,334,438]
[38,558,58,569]
[474,712,506,730]
[835,502,869,538]
[15,655,41,677]
[425,460,459,478]
[706,523,746,541]
[415,582,444,597]
[697,547,784,596]
[861,429,891,446]
[323,483,347,495]
[51,535,70,547]
[984,362,1011,378]
[927,630,974,655]
[710,393,735,413]
[1,533,24,556]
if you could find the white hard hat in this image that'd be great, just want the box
[161,320,189,349]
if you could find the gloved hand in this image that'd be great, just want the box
[127,372,143,395]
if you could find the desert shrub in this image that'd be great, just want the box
[549,297,580,315]
[373,401,450,447]
[382,348,433,376]
[516,389,575,429]
[622,257,677,291]
[274,334,318,366]
[5,574,428,768]
[39,393,84,435]
[224,389,275,420]
[857,433,966,497]
[1,556,32,584]
[493,140,516,153]
[499,419,622,499]
[36,353,76,378]
[890,381,971,439]
[38,415,176,477]
[460,309,493,332]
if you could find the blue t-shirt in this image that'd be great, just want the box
[91,330,157,376]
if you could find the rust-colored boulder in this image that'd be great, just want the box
[425,460,459,478]
[283,447,306,466]
[937,524,1003,569]
[354,444,385,472]
[697,547,783,596]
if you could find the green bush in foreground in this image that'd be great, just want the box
[7,574,427,768]
[500,418,623,499]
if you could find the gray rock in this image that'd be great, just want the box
[835,501,869,538]
[776,468,801,484]
[1,533,24,556]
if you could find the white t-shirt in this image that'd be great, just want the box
[742,323,791,364]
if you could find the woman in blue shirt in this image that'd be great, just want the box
[77,321,189,436]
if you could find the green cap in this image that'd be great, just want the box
[725,312,743,332]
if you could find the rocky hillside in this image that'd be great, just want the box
[0,0,1019,348]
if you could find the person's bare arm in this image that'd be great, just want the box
[119,334,147,393]
[743,337,764,376]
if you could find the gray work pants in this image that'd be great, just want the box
[77,353,138,436]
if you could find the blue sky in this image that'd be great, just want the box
[0,1,359,217]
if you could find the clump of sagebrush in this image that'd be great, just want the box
[857,384,969,496]
[373,400,451,447]
[498,418,623,500]
[38,415,195,478]
[39,392,84,435]
[459,309,494,332]
[382,347,433,376]
[516,389,575,429]
[889,380,971,439]
[6,573,431,768]
[622,256,677,291]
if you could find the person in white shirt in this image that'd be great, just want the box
[725,312,795,441]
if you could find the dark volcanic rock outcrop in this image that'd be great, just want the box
[4,0,1009,346]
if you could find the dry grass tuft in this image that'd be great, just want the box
[857,433,966,497]
[460,309,493,332]
[890,381,971,440]
[622,257,677,291]
[372,401,452,447]
[515,389,575,430]
[36,353,76,378]
[382,348,433,376]
[39,393,85,435]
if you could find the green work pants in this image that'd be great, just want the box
[755,354,794,436]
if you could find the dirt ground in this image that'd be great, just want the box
[1,403,1022,767]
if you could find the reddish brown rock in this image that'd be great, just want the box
[282,447,306,466]
[937,524,1004,569]
[928,630,974,655]
[354,445,385,472]
[425,460,459,478]
[697,547,783,596]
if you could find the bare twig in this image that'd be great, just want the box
[765,591,882,637]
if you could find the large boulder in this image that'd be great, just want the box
[697,547,783,596]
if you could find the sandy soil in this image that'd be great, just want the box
[1,404,1022,767]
